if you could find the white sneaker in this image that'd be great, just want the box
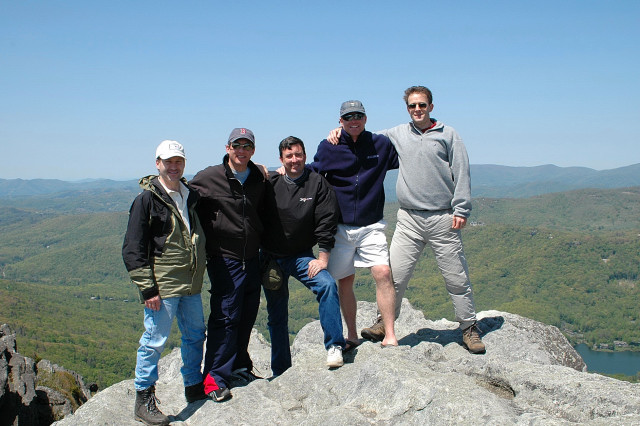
[326,345,344,368]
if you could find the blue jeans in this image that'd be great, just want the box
[134,293,206,391]
[203,256,261,390]
[264,250,345,376]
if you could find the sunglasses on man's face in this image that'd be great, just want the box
[229,142,255,150]
[342,113,365,121]
[407,102,429,110]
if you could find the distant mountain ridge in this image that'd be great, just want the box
[0,178,139,198]
[470,163,640,198]
[383,162,640,200]
[2,164,639,200]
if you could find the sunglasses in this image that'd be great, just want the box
[407,102,429,110]
[229,142,255,150]
[342,113,365,121]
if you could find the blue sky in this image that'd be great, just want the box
[1,1,638,180]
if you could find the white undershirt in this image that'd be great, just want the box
[159,180,191,233]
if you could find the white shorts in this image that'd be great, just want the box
[327,220,390,280]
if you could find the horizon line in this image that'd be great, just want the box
[1,162,639,183]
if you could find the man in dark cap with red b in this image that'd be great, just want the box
[191,128,266,402]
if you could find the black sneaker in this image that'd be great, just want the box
[184,382,207,403]
[207,387,231,402]
[231,367,263,384]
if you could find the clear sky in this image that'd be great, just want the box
[1,1,638,180]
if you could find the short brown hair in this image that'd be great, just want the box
[403,86,433,105]
[279,136,306,158]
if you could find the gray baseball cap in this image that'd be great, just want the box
[340,100,366,117]
[228,128,255,145]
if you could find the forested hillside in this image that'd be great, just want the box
[473,187,640,231]
[0,186,638,388]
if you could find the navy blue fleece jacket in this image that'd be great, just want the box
[311,129,398,226]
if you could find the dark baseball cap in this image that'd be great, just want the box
[228,128,255,145]
[340,100,366,117]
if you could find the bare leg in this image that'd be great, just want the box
[371,264,398,346]
[337,274,358,342]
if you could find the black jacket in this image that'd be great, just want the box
[190,155,266,261]
[122,175,206,301]
[262,169,339,257]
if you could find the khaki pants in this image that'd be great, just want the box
[389,208,477,329]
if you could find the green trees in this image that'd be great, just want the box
[0,186,639,387]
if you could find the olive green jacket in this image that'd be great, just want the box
[122,175,207,301]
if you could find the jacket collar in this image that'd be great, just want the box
[409,119,443,135]
[339,128,371,146]
[140,175,197,207]
[222,154,265,182]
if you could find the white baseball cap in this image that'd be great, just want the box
[155,140,186,160]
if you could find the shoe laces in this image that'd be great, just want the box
[146,393,163,414]
[328,345,342,355]
[464,325,481,342]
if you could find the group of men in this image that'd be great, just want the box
[122,85,485,426]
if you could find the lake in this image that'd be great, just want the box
[575,344,640,376]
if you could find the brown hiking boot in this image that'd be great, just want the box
[134,385,170,425]
[462,323,486,354]
[361,317,385,342]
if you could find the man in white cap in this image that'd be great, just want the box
[123,140,208,425]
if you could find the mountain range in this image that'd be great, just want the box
[2,163,639,201]
[390,163,640,199]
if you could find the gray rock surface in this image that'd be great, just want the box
[55,300,640,425]
[36,386,74,422]
[1,323,39,425]
[1,324,91,425]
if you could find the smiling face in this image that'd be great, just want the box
[156,156,185,190]
[226,138,255,172]
[339,113,367,141]
[280,143,306,179]
[406,92,434,130]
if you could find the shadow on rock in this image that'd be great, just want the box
[398,316,505,348]
[171,398,209,423]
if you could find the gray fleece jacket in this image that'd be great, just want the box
[379,120,472,218]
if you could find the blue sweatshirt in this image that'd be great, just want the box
[311,129,399,226]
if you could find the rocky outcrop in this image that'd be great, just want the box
[55,300,640,425]
[35,358,93,422]
[1,323,39,425]
[0,324,92,425]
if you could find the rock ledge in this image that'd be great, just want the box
[55,300,640,425]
